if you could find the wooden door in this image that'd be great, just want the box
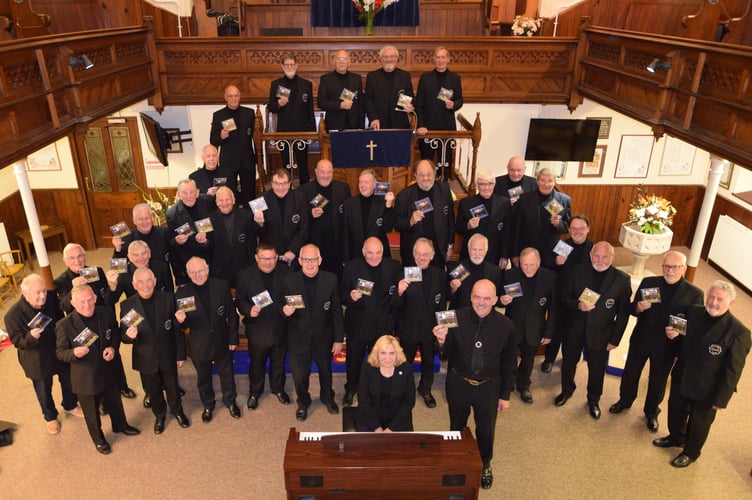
[80,117,148,248]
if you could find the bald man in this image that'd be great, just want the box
[318,49,365,130]
[7,274,81,434]
[210,84,257,204]
[189,144,236,199]
[493,155,537,203]
[300,159,352,277]
[433,279,517,489]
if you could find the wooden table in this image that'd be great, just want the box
[15,222,69,270]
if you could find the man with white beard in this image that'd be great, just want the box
[446,234,503,310]
[555,241,631,420]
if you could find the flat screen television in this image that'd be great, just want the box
[139,112,172,166]
[524,119,600,162]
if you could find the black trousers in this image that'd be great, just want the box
[248,344,287,396]
[192,350,237,409]
[279,142,309,185]
[446,370,500,467]
[140,365,183,419]
[31,363,77,421]
[344,334,374,395]
[561,341,609,404]
[515,342,540,392]
[618,342,674,416]
[289,345,334,408]
[78,384,128,444]
[543,333,562,365]
[667,368,717,460]
[400,332,436,395]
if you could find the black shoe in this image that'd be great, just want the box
[554,393,571,406]
[202,408,213,423]
[653,435,685,448]
[98,404,108,416]
[342,391,355,407]
[588,403,601,420]
[175,412,190,428]
[518,389,533,404]
[178,386,186,397]
[275,391,291,405]
[120,387,137,399]
[671,453,695,468]
[324,401,339,415]
[421,392,437,409]
[609,400,631,414]
[118,424,140,436]
[481,466,493,489]
[228,404,241,419]
[296,407,308,421]
[646,415,659,433]
[247,395,259,410]
[541,361,553,373]
[142,395,151,409]
[154,418,165,434]
[95,440,111,455]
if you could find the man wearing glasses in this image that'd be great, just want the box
[609,251,703,433]
[454,170,512,268]
[281,244,344,421]
[317,50,364,131]
[235,243,292,410]
[175,257,241,423]
[253,168,309,270]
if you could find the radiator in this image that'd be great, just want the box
[708,215,752,290]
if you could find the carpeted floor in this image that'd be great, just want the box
[0,246,750,499]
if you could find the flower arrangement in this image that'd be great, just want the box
[353,0,400,35]
[511,16,541,37]
[627,185,676,234]
[136,185,172,223]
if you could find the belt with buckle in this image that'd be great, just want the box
[452,369,489,386]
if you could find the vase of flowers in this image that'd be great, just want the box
[511,16,541,37]
[136,185,172,225]
[619,186,676,276]
[353,0,400,35]
[626,185,676,234]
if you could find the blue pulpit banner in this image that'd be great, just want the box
[330,129,414,168]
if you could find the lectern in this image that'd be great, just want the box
[283,427,482,499]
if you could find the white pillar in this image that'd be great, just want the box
[687,155,727,270]
[13,162,51,270]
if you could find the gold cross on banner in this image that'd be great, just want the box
[366,140,378,161]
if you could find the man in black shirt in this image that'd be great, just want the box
[364,45,414,130]
[415,46,463,178]
[268,52,316,185]
[542,214,594,373]
[394,159,455,267]
[493,155,537,204]
[300,159,352,277]
[433,279,517,490]
[210,84,257,204]
[189,144,235,199]
[342,169,395,263]
[317,50,364,131]
[166,179,213,285]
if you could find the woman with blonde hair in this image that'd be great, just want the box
[356,335,416,432]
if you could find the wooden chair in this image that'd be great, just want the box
[0,250,27,292]
[0,274,14,308]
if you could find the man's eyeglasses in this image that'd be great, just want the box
[662,264,683,272]
[300,257,319,264]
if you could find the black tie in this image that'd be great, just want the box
[470,319,484,375]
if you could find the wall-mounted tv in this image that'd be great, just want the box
[524,119,600,162]
[140,112,172,166]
